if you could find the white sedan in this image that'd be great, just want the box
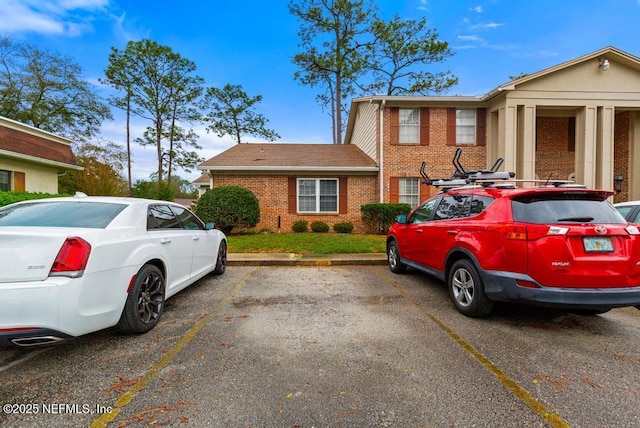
[0,194,227,347]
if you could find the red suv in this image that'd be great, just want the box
[386,150,640,317]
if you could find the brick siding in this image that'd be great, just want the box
[382,107,486,202]
[208,174,377,233]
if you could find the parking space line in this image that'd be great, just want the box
[0,348,49,373]
[378,271,571,428]
[90,267,258,428]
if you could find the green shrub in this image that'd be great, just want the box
[292,219,308,233]
[310,221,330,233]
[333,222,354,233]
[131,180,175,201]
[361,203,412,234]
[194,186,260,234]
[0,191,71,207]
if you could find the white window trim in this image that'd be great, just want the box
[297,178,339,213]
[398,177,420,209]
[399,108,420,144]
[456,108,476,145]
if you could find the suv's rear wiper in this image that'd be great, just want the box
[557,217,594,222]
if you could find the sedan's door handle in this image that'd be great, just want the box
[192,236,200,241]
[160,238,171,244]
[416,229,423,233]
[447,230,459,236]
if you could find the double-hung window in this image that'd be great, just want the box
[456,109,476,145]
[298,178,338,213]
[399,178,420,209]
[399,108,420,143]
[0,170,10,192]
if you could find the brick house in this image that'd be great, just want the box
[199,46,640,233]
[0,116,82,193]
[197,143,378,232]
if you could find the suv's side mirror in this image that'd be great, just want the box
[205,222,216,230]
[395,214,408,224]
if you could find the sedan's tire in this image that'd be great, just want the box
[116,264,165,334]
[213,240,227,275]
[448,259,493,317]
[387,240,407,274]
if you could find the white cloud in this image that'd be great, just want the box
[470,6,483,13]
[469,22,505,31]
[0,1,64,34]
[484,22,504,29]
[458,35,484,42]
[0,0,110,36]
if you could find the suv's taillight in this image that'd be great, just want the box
[626,225,640,235]
[488,224,528,240]
[49,237,91,278]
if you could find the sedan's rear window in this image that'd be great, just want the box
[0,201,127,228]
[512,194,626,224]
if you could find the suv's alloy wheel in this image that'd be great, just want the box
[448,259,493,317]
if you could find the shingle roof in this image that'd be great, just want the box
[0,117,78,168]
[192,172,210,184]
[198,143,378,172]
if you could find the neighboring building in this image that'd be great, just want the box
[0,116,82,193]
[193,172,211,197]
[345,46,640,206]
[200,46,640,233]
[198,143,378,232]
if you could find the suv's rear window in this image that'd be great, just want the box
[512,193,626,224]
[0,201,127,228]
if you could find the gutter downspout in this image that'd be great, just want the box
[379,99,386,203]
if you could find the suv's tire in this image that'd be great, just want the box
[387,240,407,274]
[116,264,165,334]
[448,259,493,317]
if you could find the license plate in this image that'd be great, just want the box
[583,236,613,252]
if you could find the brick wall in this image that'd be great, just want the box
[614,112,630,202]
[209,174,377,233]
[535,117,575,181]
[535,114,629,200]
[382,107,487,202]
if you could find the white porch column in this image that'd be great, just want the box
[575,106,598,188]
[630,112,640,200]
[596,106,615,191]
[517,105,536,180]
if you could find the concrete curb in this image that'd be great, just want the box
[227,253,388,266]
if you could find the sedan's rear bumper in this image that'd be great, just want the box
[0,328,73,347]
[0,271,130,347]
[482,270,640,309]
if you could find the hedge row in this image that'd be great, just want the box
[0,191,71,208]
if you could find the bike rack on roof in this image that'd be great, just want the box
[418,148,585,191]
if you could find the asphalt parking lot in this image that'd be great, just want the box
[1,265,639,427]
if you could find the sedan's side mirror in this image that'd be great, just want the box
[395,214,408,224]
[205,222,216,230]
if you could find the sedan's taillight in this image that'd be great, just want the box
[49,237,91,278]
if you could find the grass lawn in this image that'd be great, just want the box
[227,232,387,254]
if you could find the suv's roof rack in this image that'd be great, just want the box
[419,148,583,192]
